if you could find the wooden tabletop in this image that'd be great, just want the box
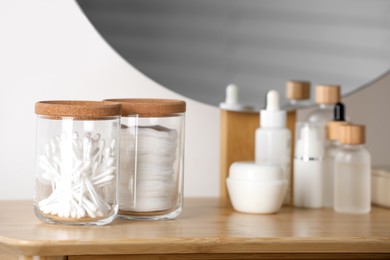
[0,198,389,257]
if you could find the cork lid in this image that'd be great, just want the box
[35,101,122,120]
[105,98,186,117]
[315,85,341,104]
[338,124,366,145]
[286,80,311,100]
[326,121,348,141]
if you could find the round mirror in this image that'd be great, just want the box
[77,0,390,107]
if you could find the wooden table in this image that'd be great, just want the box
[0,199,389,260]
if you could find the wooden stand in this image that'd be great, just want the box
[220,109,296,207]
[220,109,259,206]
[287,110,296,206]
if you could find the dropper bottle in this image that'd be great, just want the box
[307,85,340,124]
[324,102,347,207]
[256,90,291,204]
[334,124,371,214]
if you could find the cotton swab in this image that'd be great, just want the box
[37,131,117,219]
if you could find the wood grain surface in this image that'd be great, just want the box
[219,110,260,206]
[0,199,389,258]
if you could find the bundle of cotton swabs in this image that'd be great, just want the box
[37,132,117,219]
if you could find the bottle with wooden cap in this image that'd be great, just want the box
[285,80,311,109]
[34,101,122,225]
[307,85,341,124]
[334,124,371,214]
[105,98,186,220]
[324,102,347,207]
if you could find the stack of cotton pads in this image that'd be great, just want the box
[119,125,178,212]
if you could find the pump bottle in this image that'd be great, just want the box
[293,122,325,208]
[334,124,371,214]
[255,90,291,204]
[307,85,340,124]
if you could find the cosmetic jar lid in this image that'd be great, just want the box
[315,85,340,104]
[228,162,283,182]
[338,124,365,145]
[105,98,186,117]
[286,80,310,100]
[35,101,122,120]
[326,121,348,141]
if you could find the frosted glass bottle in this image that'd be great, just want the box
[324,140,339,207]
[307,85,340,124]
[256,90,291,205]
[323,102,347,207]
[334,124,371,214]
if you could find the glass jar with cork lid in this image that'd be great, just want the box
[34,101,121,225]
[106,98,186,220]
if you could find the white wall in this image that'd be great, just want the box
[0,0,219,199]
[0,0,388,200]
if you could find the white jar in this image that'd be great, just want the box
[227,162,287,214]
[334,124,371,214]
[107,99,186,220]
[34,101,121,225]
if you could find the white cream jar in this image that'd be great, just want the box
[226,162,287,214]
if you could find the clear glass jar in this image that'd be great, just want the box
[107,99,186,220]
[34,101,121,225]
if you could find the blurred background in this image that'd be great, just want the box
[0,0,389,199]
[77,0,390,107]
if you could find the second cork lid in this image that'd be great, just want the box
[286,81,311,100]
[338,124,366,145]
[105,98,186,117]
[316,85,341,104]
